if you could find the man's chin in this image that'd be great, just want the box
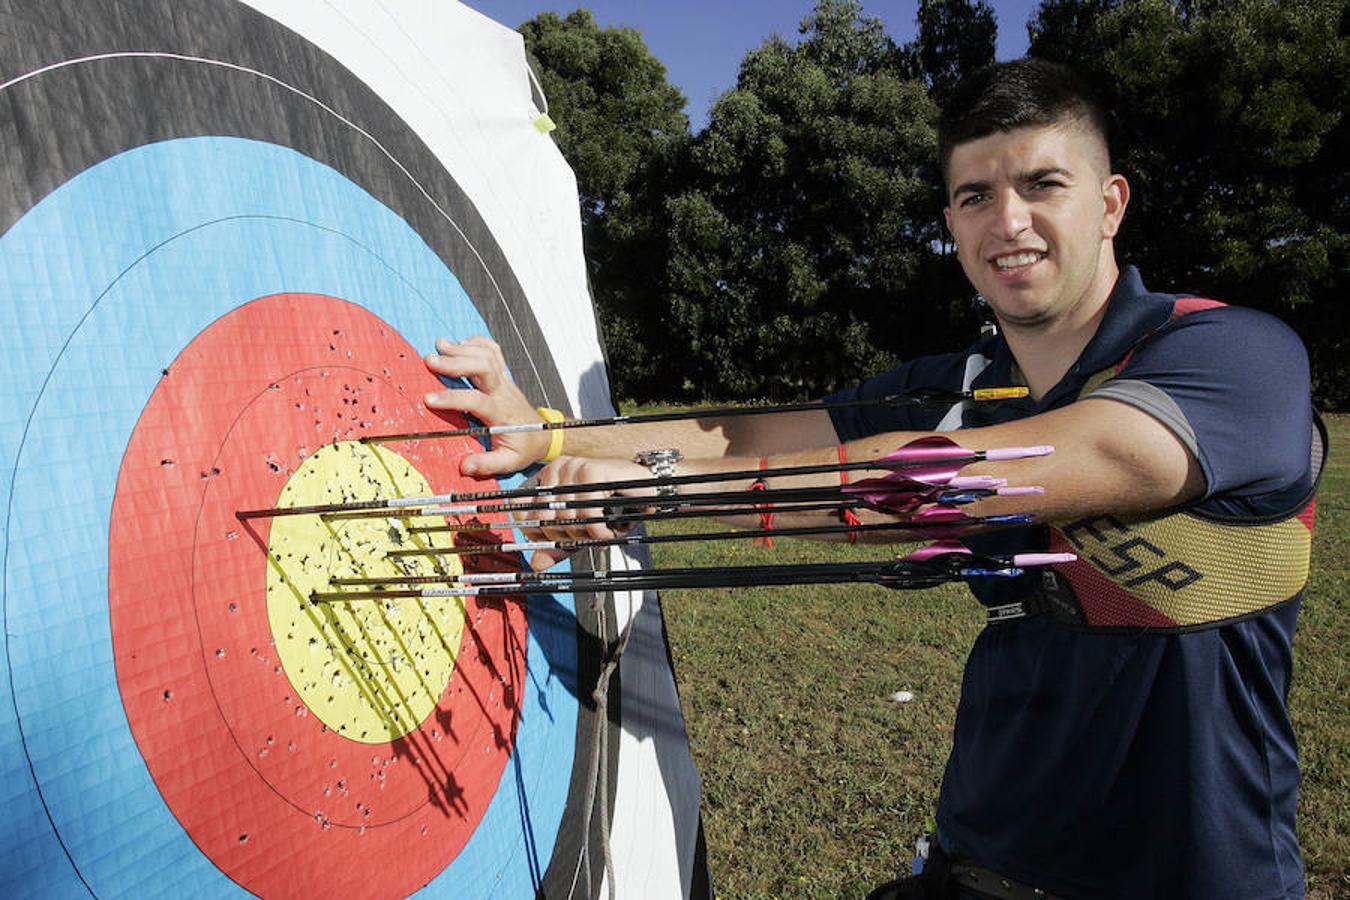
[984,294,1058,330]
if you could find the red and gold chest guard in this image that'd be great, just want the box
[1030,299,1325,632]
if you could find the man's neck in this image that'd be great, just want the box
[1002,262,1120,400]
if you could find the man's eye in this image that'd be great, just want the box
[960,193,989,207]
[1032,180,1063,191]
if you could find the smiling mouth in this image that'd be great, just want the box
[992,251,1046,271]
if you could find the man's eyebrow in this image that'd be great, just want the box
[950,179,991,200]
[1020,166,1074,182]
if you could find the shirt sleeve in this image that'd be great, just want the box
[1086,305,1313,505]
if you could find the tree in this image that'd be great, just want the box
[519,10,691,400]
[1029,0,1350,408]
[912,0,998,105]
[663,0,955,400]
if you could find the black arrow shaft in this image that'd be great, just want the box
[403,500,860,534]
[313,559,981,601]
[385,519,944,559]
[364,386,1028,444]
[317,485,886,521]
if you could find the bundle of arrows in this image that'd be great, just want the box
[233,384,1064,603]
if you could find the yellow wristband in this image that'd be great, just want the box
[536,407,566,462]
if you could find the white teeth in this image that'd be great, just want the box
[994,252,1042,269]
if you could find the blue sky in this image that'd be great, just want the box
[464,1,1041,128]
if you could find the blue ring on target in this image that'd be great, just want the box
[0,136,578,897]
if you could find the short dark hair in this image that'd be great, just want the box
[938,57,1110,182]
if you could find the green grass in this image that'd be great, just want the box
[646,413,1350,899]
[1291,414,1350,899]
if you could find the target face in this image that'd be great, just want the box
[1,3,621,897]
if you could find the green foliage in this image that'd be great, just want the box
[663,0,960,401]
[520,10,692,399]
[914,0,998,104]
[525,1,1348,410]
[520,10,689,225]
[1029,0,1350,409]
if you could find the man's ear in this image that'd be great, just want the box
[943,205,953,238]
[1101,174,1129,239]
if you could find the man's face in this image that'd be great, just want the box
[943,123,1127,331]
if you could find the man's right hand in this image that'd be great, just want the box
[423,336,549,477]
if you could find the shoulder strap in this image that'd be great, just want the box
[1113,296,1227,375]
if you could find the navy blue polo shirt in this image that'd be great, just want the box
[828,268,1313,899]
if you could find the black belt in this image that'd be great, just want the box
[984,570,1088,628]
[951,863,1067,900]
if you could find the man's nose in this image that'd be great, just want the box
[993,190,1032,240]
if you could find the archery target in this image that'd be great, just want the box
[0,3,623,897]
[109,290,530,897]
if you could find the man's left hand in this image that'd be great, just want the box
[423,336,548,477]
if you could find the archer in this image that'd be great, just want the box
[424,59,1318,900]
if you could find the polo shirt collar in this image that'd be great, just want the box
[1075,266,1175,374]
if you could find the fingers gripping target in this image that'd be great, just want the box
[0,2,633,897]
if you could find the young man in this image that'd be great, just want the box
[425,59,1318,899]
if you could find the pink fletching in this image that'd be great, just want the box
[908,506,972,525]
[841,476,928,512]
[876,435,973,485]
[866,471,932,491]
[901,540,970,562]
[878,435,964,464]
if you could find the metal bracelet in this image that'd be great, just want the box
[633,448,682,497]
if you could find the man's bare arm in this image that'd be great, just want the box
[422,336,838,473]
[518,397,1205,568]
[676,398,1203,520]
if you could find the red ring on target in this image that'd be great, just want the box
[109,294,526,897]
